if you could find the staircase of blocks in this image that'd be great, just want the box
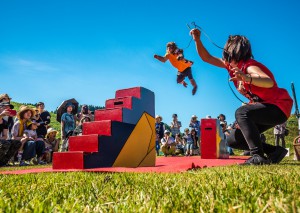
[53,87,156,169]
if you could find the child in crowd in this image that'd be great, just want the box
[154,42,198,95]
[175,133,185,155]
[44,128,60,163]
[183,128,194,156]
[17,120,38,163]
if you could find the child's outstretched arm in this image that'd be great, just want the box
[154,54,168,63]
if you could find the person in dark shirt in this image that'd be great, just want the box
[35,102,51,138]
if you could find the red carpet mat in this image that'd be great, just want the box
[0,156,248,175]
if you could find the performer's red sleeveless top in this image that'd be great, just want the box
[227,59,293,118]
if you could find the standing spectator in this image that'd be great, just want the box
[218,114,234,155]
[191,128,199,155]
[35,102,51,139]
[217,114,227,126]
[77,105,94,123]
[155,115,165,156]
[274,122,287,148]
[73,115,91,136]
[170,114,182,138]
[0,94,14,138]
[0,102,21,166]
[183,128,193,156]
[189,115,201,138]
[11,105,45,166]
[161,130,176,156]
[61,102,76,151]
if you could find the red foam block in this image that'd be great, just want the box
[105,97,133,109]
[52,152,84,169]
[94,108,122,122]
[82,120,112,136]
[69,134,99,152]
[201,119,218,159]
[116,87,141,99]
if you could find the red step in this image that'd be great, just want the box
[94,108,122,122]
[68,134,99,152]
[105,97,133,109]
[82,120,112,136]
[52,152,84,169]
[116,87,141,99]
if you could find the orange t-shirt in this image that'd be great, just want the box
[165,53,192,72]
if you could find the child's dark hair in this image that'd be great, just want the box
[222,35,253,63]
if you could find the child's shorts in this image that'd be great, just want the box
[177,67,193,83]
[186,143,193,151]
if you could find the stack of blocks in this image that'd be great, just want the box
[53,87,156,169]
[201,118,229,159]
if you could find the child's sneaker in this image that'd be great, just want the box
[192,86,198,95]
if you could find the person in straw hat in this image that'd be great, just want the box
[0,93,12,103]
[12,105,45,166]
[0,94,15,138]
[44,128,59,163]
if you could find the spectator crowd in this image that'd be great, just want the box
[0,92,289,167]
[0,93,94,167]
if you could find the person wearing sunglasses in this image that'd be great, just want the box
[190,29,293,165]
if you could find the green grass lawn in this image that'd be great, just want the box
[2,103,299,212]
[0,157,300,212]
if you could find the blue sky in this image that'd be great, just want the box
[1,0,299,128]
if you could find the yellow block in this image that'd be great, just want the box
[215,125,221,158]
[113,113,156,167]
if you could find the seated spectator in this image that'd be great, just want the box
[161,130,176,156]
[0,102,21,166]
[24,120,38,141]
[35,102,51,139]
[183,128,194,156]
[175,133,185,155]
[44,128,60,163]
[12,105,45,166]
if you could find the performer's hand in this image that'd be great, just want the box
[190,29,201,40]
[154,54,158,59]
[229,67,248,82]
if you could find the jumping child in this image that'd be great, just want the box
[154,42,198,95]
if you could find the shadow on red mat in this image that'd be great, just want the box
[0,156,248,175]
